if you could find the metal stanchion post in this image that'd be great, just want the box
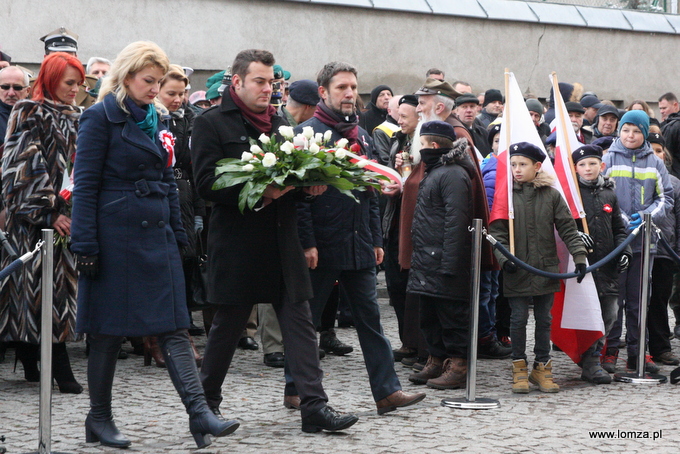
[614,214,666,384]
[442,219,500,409]
[25,230,73,454]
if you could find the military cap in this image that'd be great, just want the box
[273,64,291,80]
[509,141,546,163]
[205,81,222,101]
[572,144,603,163]
[415,78,460,100]
[40,27,78,53]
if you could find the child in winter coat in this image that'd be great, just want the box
[489,142,587,394]
[601,111,674,374]
[572,144,631,384]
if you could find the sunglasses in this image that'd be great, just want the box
[0,84,27,91]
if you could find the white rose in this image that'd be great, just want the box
[334,149,347,159]
[250,144,263,153]
[243,164,254,172]
[336,138,349,149]
[302,126,315,139]
[258,133,271,145]
[280,141,295,154]
[241,151,254,161]
[356,159,369,168]
[293,134,308,150]
[314,132,323,144]
[323,130,333,143]
[309,143,320,153]
[262,152,277,167]
[278,125,295,139]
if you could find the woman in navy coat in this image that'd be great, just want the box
[70,41,238,450]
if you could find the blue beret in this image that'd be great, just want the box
[509,142,545,163]
[289,79,319,106]
[591,136,614,150]
[572,144,603,163]
[420,121,456,141]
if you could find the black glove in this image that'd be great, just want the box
[76,255,99,279]
[574,263,587,283]
[578,231,594,250]
[503,261,518,274]
[617,254,630,274]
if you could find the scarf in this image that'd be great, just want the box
[229,85,276,134]
[398,162,425,269]
[313,101,359,142]
[579,174,604,188]
[125,97,158,140]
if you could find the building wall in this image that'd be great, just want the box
[2,0,678,108]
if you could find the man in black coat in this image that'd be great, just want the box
[291,61,425,415]
[191,49,358,433]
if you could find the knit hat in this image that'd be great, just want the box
[648,132,665,147]
[509,142,545,163]
[370,84,393,105]
[289,79,319,106]
[483,89,503,107]
[619,110,650,139]
[572,144,603,163]
[526,98,544,115]
[487,123,501,148]
[420,121,456,142]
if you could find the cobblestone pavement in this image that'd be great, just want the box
[2,274,679,453]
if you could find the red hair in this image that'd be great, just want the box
[32,52,85,102]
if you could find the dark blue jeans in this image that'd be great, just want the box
[508,293,554,363]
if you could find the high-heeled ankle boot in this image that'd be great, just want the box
[52,342,83,394]
[15,342,40,382]
[143,336,165,367]
[159,330,239,449]
[85,334,131,448]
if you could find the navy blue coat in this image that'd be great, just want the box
[71,94,189,337]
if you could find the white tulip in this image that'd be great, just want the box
[243,164,254,172]
[314,132,323,144]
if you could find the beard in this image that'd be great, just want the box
[420,109,440,123]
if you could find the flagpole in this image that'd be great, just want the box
[504,68,515,255]
[551,71,590,235]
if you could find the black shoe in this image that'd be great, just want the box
[264,352,285,368]
[117,349,128,360]
[238,336,259,350]
[319,348,326,360]
[337,320,354,328]
[393,346,418,362]
[319,330,353,356]
[477,336,512,359]
[86,414,131,448]
[188,323,205,336]
[401,356,424,368]
[301,406,359,433]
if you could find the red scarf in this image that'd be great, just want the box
[313,101,359,142]
[229,85,277,134]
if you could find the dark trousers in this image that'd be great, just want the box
[495,272,511,339]
[288,266,401,402]
[384,233,408,343]
[648,258,675,357]
[419,295,469,359]
[200,295,328,418]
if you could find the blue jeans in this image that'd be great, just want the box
[508,293,554,363]
[479,270,500,338]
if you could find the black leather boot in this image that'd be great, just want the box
[52,342,83,394]
[85,334,131,448]
[301,405,359,433]
[159,330,239,449]
[15,342,40,382]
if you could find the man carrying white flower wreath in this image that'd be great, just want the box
[288,61,427,415]
[191,49,359,434]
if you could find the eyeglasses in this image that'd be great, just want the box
[0,84,27,91]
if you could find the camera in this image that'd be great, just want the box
[270,81,283,108]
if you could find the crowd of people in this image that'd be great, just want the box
[2,27,680,449]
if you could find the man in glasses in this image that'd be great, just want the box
[0,66,30,148]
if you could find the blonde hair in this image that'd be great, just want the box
[161,64,189,88]
[98,41,170,111]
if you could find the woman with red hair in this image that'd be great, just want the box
[0,51,85,393]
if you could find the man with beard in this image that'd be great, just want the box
[192,49,358,433]
[359,84,393,135]
[291,62,426,415]
[592,105,620,139]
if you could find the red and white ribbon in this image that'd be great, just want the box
[346,151,402,190]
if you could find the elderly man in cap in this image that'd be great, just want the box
[592,105,619,139]
[0,66,30,147]
[281,79,319,127]
[565,101,593,144]
[477,88,504,129]
[581,95,603,126]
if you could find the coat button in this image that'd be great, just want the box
[141,221,148,228]
[431,251,435,255]
[155,163,162,169]
[240,136,247,141]
[135,190,141,197]
[138,164,146,170]
[158,221,165,228]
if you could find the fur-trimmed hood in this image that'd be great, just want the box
[513,170,554,189]
[441,137,469,165]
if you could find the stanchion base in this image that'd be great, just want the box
[441,397,500,409]
[613,372,667,384]
[24,451,75,454]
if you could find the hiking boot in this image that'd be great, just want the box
[426,358,467,390]
[478,335,512,359]
[499,336,511,348]
[529,360,559,393]
[581,355,611,384]
[408,356,444,385]
[601,347,618,374]
[319,330,353,356]
[653,351,680,366]
[511,359,530,393]
[627,355,660,373]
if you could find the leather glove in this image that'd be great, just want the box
[617,254,630,273]
[574,263,587,283]
[578,231,594,249]
[628,212,642,231]
[76,255,99,279]
[194,216,204,234]
[503,261,518,274]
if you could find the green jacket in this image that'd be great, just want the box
[489,172,587,297]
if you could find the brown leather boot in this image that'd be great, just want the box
[189,334,203,367]
[512,359,530,393]
[408,356,444,384]
[529,360,559,393]
[426,358,467,390]
[143,337,165,368]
